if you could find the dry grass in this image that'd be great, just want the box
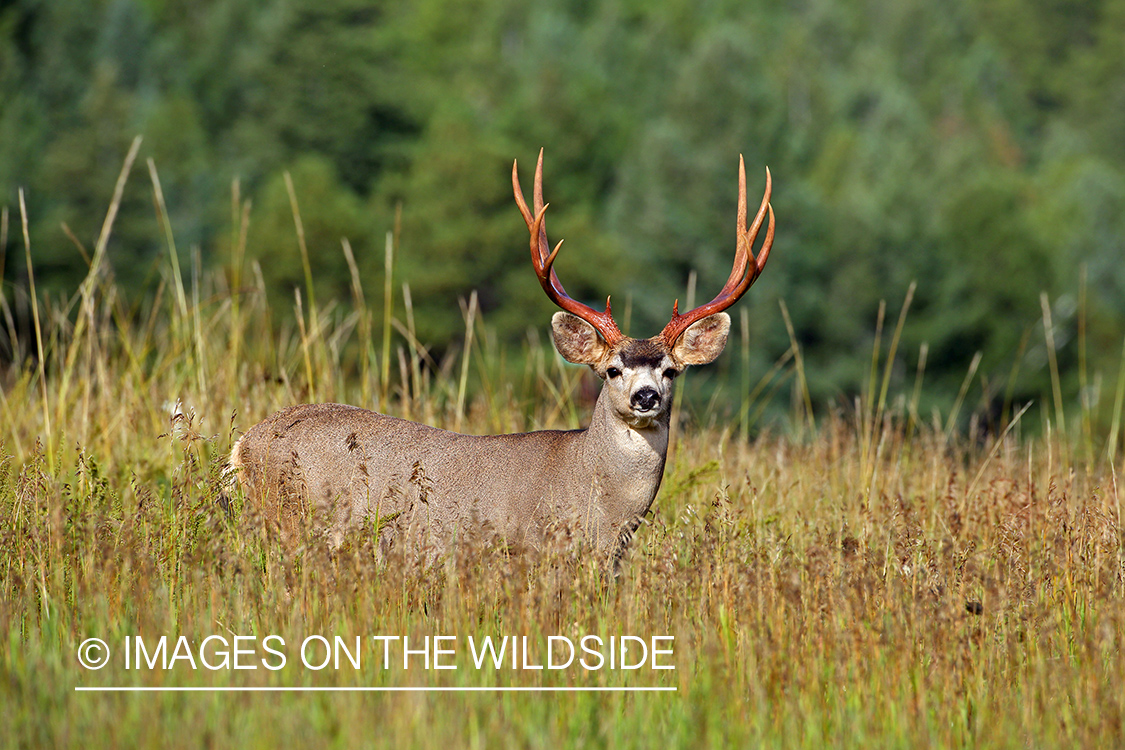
[2,168,1124,748]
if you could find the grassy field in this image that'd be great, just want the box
[2,163,1125,748]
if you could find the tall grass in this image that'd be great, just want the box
[2,156,1124,748]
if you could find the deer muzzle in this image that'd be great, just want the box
[630,387,660,413]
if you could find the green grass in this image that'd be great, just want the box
[2,170,1125,748]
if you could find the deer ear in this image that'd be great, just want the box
[551,312,609,365]
[672,312,731,366]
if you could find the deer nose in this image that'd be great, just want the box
[631,387,660,412]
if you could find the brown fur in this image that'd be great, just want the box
[230,313,731,568]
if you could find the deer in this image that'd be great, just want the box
[227,150,774,569]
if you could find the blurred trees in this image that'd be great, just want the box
[1,0,1122,421]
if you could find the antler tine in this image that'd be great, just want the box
[660,159,774,348]
[533,148,545,218]
[513,151,625,345]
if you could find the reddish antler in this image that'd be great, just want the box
[660,157,774,348]
[513,149,625,346]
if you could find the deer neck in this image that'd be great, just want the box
[581,387,670,514]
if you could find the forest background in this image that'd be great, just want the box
[2,0,1123,431]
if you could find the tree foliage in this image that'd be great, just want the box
[1,0,1122,419]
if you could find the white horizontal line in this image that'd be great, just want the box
[75,686,676,693]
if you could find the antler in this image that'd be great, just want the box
[660,157,774,348]
[513,149,625,346]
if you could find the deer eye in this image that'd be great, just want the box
[606,367,622,379]
[663,368,678,380]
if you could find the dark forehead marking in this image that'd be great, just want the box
[618,338,668,369]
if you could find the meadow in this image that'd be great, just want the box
[2,153,1124,748]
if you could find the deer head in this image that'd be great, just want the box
[513,150,775,429]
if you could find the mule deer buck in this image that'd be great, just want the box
[229,150,774,568]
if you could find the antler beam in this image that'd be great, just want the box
[660,157,774,347]
[513,149,625,346]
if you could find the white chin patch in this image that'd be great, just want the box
[625,411,658,428]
